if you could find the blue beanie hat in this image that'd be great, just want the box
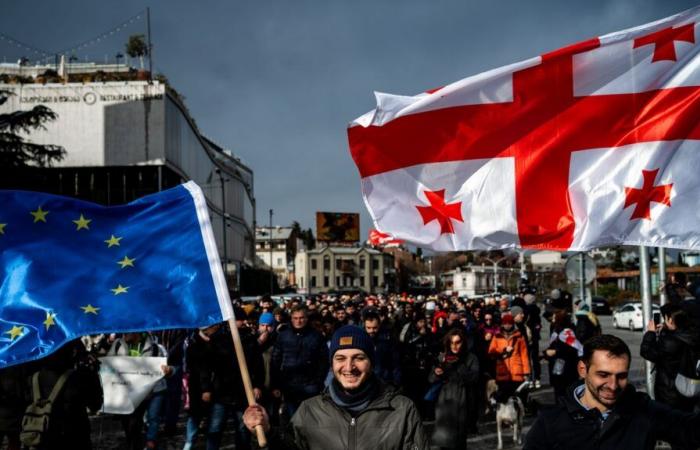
[329,325,375,363]
[259,312,275,326]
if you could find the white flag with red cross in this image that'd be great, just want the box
[348,6,700,252]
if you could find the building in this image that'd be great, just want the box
[440,265,522,297]
[0,63,255,290]
[530,251,564,271]
[255,226,301,288]
[295,246,395,294]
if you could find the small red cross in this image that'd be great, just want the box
[634,23,695,62]
[416,189,463,234]
[624,168,673,220]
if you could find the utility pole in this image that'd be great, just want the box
[658,247,668,306]
[146,7,153,80]
[639,245,655,398]
[216,169,228,274]
[269,209,274,295]
[485,255,508,294]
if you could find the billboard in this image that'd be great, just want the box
[316,212,360,243]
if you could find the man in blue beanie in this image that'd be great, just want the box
[243,325,428,450]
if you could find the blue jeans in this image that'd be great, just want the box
[145,391,166,442]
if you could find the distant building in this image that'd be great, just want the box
[530,251,564,271]
[295,246,395,294]
[0,63,255,290]
[440,264,520,297]
[255,226,301,288]
[681,251,700,267]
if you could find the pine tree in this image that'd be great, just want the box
[0,90,65,167]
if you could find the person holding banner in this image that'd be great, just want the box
[243,325,428,450]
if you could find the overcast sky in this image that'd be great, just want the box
[2,0,697,238]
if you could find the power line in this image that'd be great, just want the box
[54,9,147,56]
[0,33,51,58]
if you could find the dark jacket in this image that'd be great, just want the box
[372,331,402,386]
[640,327,698,411]
[524,382,700,450]
[0,364,31,434]
[271,325,328,402]
[198,325,264,406]
[429,351,479,449]
[259,383,428,450]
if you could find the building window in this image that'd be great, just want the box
[311,276,316,287]
[277,258,283,267]
[360,276,365,286]
[360,257,366,270]
[323,276,329,287]
[300,276,304,288]
[372,276,379,286]
[323,257,330,270]
[372,258,379,270]
[336,259,342,270]
[311,258,317,270]
[336,276,341,286]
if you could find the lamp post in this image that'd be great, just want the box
[484,255,509,294]
[215,169,228,274]
[269,209,274,295]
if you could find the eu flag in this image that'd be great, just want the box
[0,181,233,368]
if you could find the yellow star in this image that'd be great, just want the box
[72,214,91,231]
[111,284,129,295]
[0,223,6,234]
[30,206,49,223]
[104,235,122,248]
[4,325,24,340]
[43,312,57,331]
[80,304,100,315]
[117,255,136,269]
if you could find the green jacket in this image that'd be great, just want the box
[260,383,428,450]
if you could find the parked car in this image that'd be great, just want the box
[591,296,612,315]
[612,303,660,331]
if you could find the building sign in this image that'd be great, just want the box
[18,92,163,104]
[316,212,360,243]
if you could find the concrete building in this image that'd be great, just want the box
[295,246,395,294]
[530,251,565,271]
[440,265,521,297]
[0,63,255,290]
[255,226,301,288]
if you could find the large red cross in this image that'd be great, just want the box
[348,25,700,250]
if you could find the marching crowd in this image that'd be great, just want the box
[2,278,700,449]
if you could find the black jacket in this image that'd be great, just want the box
[371,331,402,385]
[524,382,700,450]
[258,383,428,450]
[640,327,698,411]
[271,325,328,402]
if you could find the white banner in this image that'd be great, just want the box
[99,356,167,414]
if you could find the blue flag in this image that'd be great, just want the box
[0,181,233,368]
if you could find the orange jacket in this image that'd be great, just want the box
[488,329,530,382]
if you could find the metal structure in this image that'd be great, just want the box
[639,245,654,398]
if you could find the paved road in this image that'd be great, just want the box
[467,315,651,450]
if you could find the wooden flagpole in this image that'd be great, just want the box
[227,318,267,447]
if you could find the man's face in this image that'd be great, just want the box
[448,312,459,324]
[514,312,525,323]
[332,349,372,390]
[364,318,380,338]
[258,323,273,334]
[291,312,307,329]
[336,310,347,321]
[577,350,630,409]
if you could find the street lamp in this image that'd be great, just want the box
[215,169,228,274]
[269,209,274,295]
[484,255,509,294]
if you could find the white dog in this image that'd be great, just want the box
[494,394,525,450]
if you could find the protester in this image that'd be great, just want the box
[0,364,30,450]
[243,325,429,449]
[542,293,582,400]
[488,313,530,400]
[430,328,479,448]
[524,334,700,449]
[363,309,402,385]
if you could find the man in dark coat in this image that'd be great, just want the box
[271,306,329,416]
[243,325,429,450]
[542,293,583,400]
[524,335,700,450]
[363,310,402,386]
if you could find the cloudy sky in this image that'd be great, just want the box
[2,0,697,237]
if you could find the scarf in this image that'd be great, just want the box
[329,374,380,415]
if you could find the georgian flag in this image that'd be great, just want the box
[348,6,700,252]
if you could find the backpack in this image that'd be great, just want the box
[674,343,700,398]
[20,370,73,449]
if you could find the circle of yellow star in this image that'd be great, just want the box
[80,304,100,315]
[4,325,24,340]
[104,235,122,248]
[111,284,129,295]
[0,223,6,235]
[117,255,136,269]
[30,206,49,223]
[43,312,57,331]
[73,214,92,231]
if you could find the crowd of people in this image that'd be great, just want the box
[2,278,700,449]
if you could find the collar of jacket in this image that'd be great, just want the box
[563,382,640,429]
[322,381,397,416]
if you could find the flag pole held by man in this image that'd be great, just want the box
[0,181,266,444]
[348,5,700,253]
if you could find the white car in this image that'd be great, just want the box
[612,303,660,331]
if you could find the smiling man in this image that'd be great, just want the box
[524,335,700,450]
[243,325,428,450]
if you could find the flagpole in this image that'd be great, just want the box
[658,247,667,306]
[227,318,267,446]
[638,245,655,398]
